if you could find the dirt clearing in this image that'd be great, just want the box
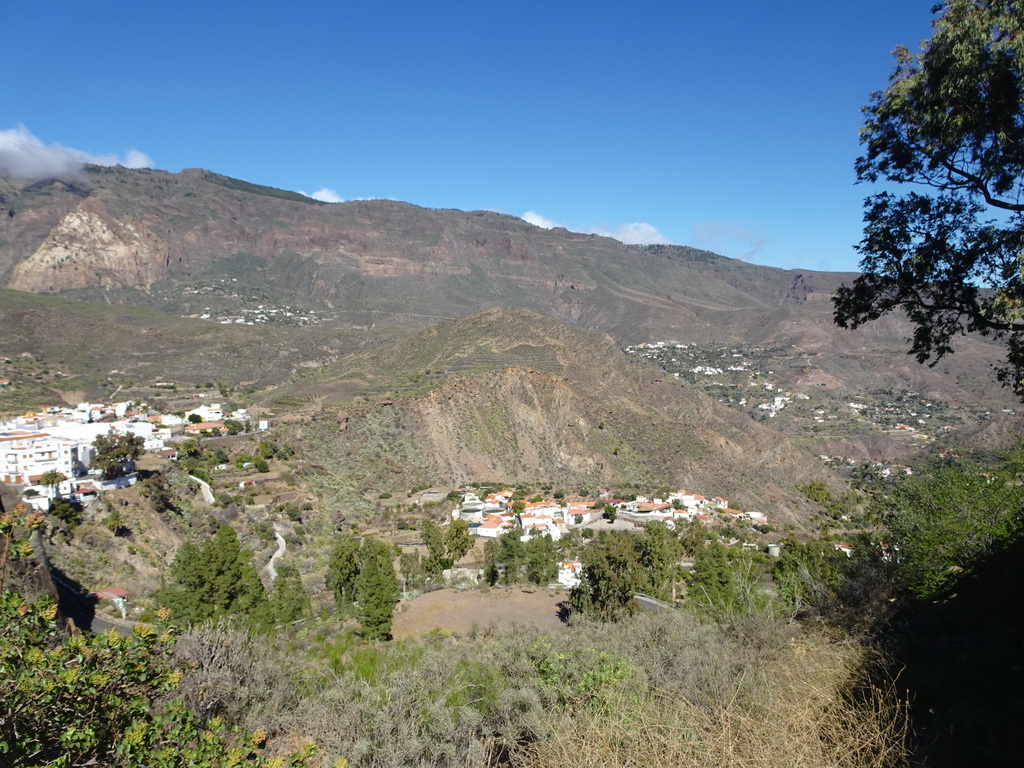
[391,587,568,639]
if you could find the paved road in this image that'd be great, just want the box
[633,592,674,613]
[33,532,136,635]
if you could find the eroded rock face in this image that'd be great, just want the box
[7,199,168,292]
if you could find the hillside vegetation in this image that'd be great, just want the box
[281,309,843,524]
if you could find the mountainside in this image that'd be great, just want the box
[0,165,1018,470]
[0,288,358,400]
[1,165,1013,406]
[0,166,849,344]
[283,310,844,524]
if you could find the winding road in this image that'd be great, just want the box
[264,521,290,581]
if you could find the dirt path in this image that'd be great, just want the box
[189,475,215,505]
[391,587,568,639]
[264,522,290,581]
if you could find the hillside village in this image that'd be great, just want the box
[0,398,266,504]
[2,386,843,608]
[625,339,1006,433]
[624,339,1016,475]
[455,486,778,588]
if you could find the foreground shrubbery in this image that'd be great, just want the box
[168,610,907,768]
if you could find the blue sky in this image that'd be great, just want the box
[0,1,937,272]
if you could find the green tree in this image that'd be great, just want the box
[39,469,66,500]
[92,431,146,478]
[326,533,361,606]
[771,536,846,614]
[482,537,501,585]
[223,418,243,435]
[49,497,83,528]
[637,521,682,599]
[159,525,267,625]
[482,532,528,585]
[0,506,313,767]
[676,519,707,557]
[420,520,449,578]
[105,507,128,535]
[264,561,311,626]
[399,548,426,591]
[178,437,204,459]
[834,1,1024,398]
[524,533,559,586]
[570,532,645,620]
[688,541,768,617]
[356,537,399,641]
[446,518,474,563]
[884,460,1024,597]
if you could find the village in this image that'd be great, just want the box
[624,339,991,438]
[0,397,267,507]
[447,485,781,589]
[0,381,865,618]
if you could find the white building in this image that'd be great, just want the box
[557,561,583,588]
[0,430,85,486]
[186,403,224,422]
[0,419,165,487]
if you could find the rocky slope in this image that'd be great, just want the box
[284,310,844,524]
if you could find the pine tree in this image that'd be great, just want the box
[326,533,361,606]
[266,561,311,626]
[688,540,738,614]
[356,538,399,641]
[159,525,267,625]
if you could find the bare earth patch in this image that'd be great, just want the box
[391,587,568,639]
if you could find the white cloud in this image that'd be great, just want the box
[122,149,154,169]
[691,220,770,261]
[522,210,561,229]
[0,125,152,179]
[302,187,344,203]
[523,209,670,245]
[591,222,670,245]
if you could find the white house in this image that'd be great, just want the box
[474,513,514,538]
[0,430,83,485]
[557,561,583,588]
[518,514,562,542]
[186,403,224,423]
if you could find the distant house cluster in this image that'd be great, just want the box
[455,486,767,544]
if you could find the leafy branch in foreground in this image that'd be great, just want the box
[835,1,1024,398]
[0,505,315,767]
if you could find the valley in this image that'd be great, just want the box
[1,164,1021,768]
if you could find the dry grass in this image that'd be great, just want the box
[513,636,908,768]
[174,609,907,768]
